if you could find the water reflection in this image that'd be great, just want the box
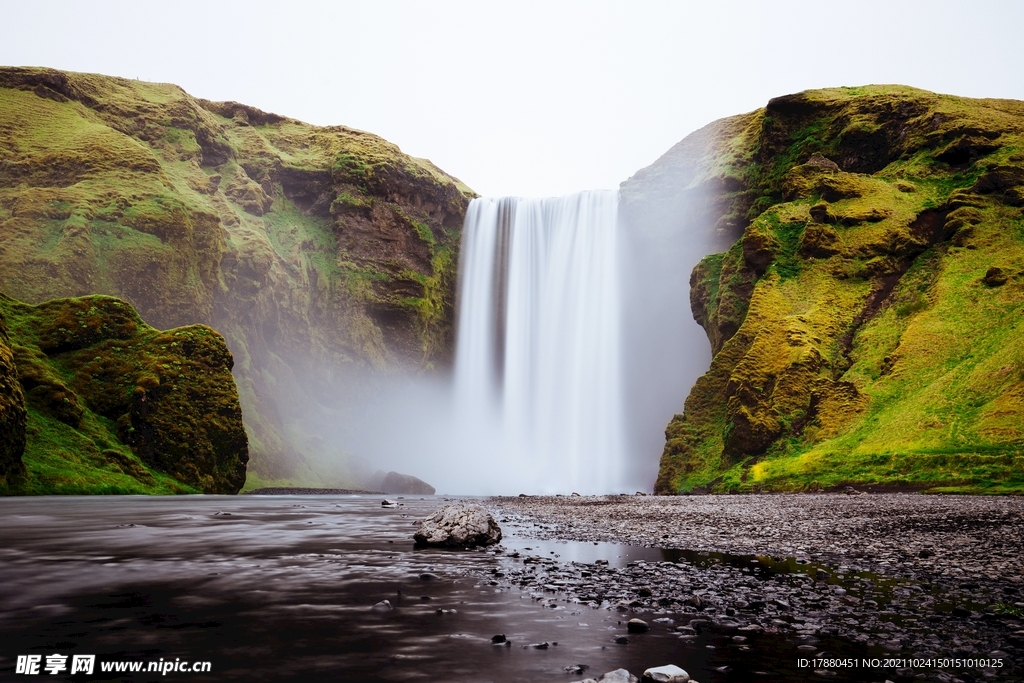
[0,496,879,682]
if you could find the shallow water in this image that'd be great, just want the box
[0,496,882,682]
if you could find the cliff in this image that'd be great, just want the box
[0,293,247,494]
[0,68,474,486]
[628,86,1024,494]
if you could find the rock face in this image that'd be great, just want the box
[413,503,502,548]
[0,309,27,485]
[628,86,1024,494]
[0,67,473,488]
[0,293,248,494]
[381,471,435,495]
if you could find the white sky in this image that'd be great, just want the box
[3,0,1023,197]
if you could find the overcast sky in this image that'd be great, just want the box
[4,1,1022,197]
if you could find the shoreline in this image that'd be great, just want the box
[481,493,1024,678]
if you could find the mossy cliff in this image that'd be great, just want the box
[0,68,473,486]
[629,86,1024,494]
[0,293,247,494]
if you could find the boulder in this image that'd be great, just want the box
[381,471,436,495]
[642,664,691,683]
[413,503,502,548]
[596,670,639,683]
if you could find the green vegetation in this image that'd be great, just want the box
[0,293,248,494]
[652,86,1024,494]
[0,67,474,488]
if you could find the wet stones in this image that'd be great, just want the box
[413,503,502,548]
[627,618,650,633]
[481,494,1024,675]
[642,664,690,683]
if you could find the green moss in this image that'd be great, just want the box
[0,293,248,495]
[656,85,1024,494]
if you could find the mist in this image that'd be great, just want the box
[286,175,734,496]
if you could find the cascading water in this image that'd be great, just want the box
[453,190,625,494]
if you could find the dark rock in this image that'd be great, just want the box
[627,618,649,633]
[0,309,26,485]
[742,221,780,274]
[381,471,436,495]
[972,165,1024,194]
[490,634,506,644]
[982,267,1009,287]
[413,503,502,548]
[382,499,398,507]
[809,202,834,224]
[614,636,629,644]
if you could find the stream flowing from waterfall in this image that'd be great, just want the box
[453,191,624,494]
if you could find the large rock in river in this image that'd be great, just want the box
[413,503,502,548]
[381,471,435,495]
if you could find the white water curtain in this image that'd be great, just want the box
[453,190,624,494]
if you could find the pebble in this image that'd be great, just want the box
[466,493,1024,679]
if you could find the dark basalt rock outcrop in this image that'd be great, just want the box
[0,293,248,494]
[632,85,1024,494]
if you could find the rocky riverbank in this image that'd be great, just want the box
[475,494,1024,681]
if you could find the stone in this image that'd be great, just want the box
[381,471,436,495]
[806,154,840,171]
[413,503,502,548]
[627,618,649,633]
[372,599,392,610]
[642,664,690,683]
[597,669,639,683]
[382,499,398,508]
[982,267,1009,287]
[809,202,834,224]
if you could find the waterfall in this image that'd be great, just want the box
[453,190,624,494]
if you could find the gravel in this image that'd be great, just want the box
[474,493,1024,679]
